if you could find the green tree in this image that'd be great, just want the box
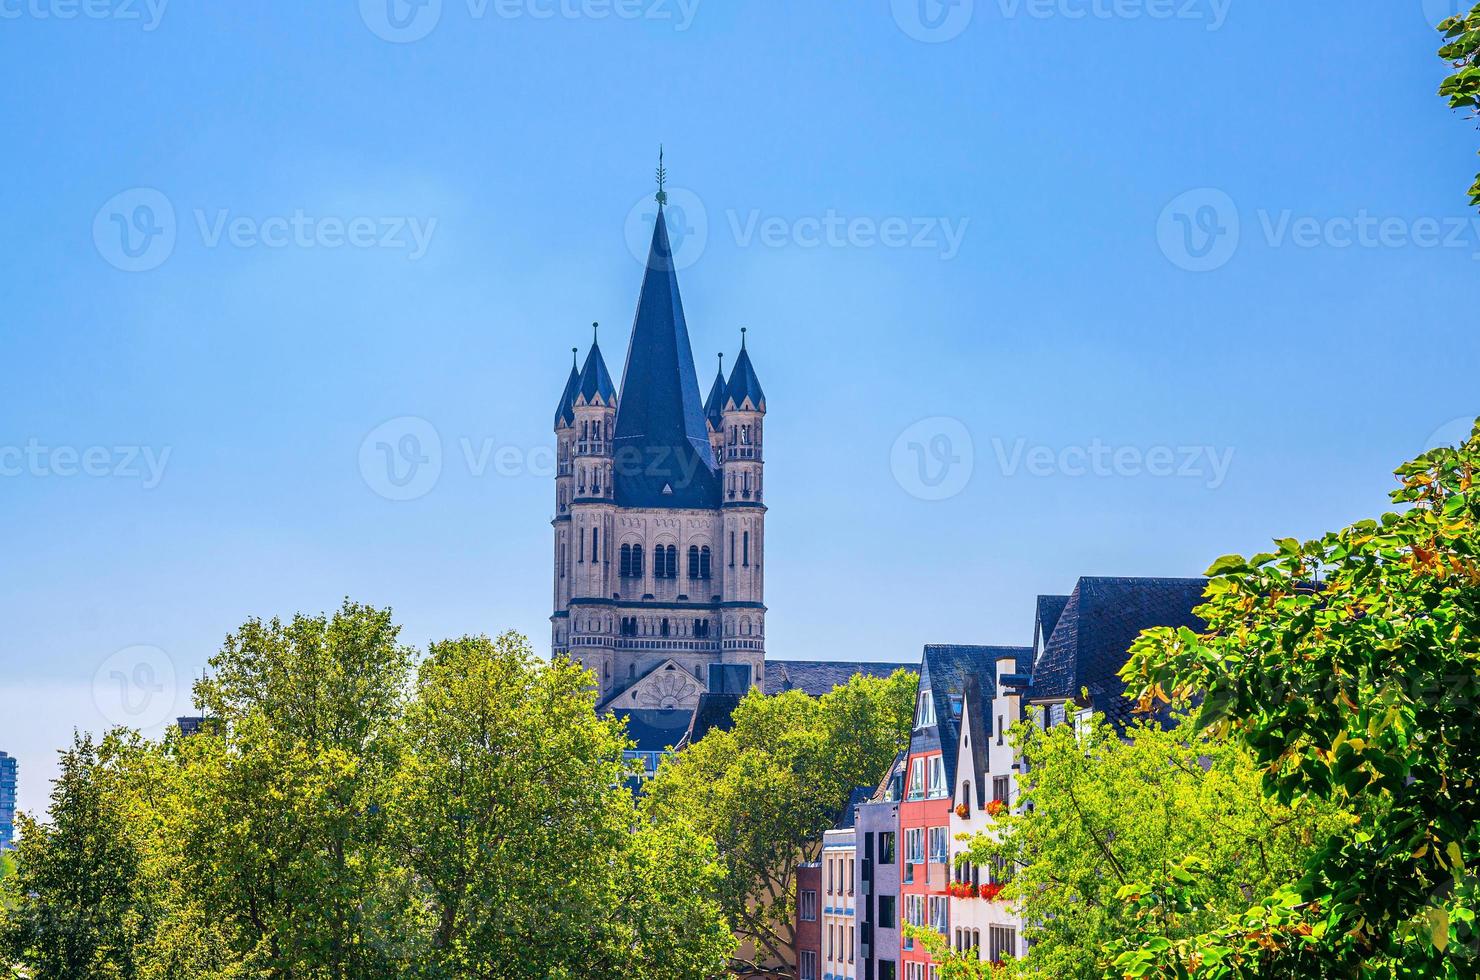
[1113,420,1480,977]
[912,715,1343,980]
[0,731,170,980]
[176,600,414,979]
[642,670,917,978]
[1439,5,1480,207]
[390,632,734,978]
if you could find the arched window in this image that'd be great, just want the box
[688,545,700,580]
[660,618,670,637]
[591,528,599,563]
[664,545,678,579]
[700,546,712,579]
[743,531,750,567]
[632,544,644,578]
[619,544,631,577]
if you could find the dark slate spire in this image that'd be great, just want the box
[576,322,617,407]
[611,207,721,508]
[704,352,726,432]
[724,328,766,412]
[554,347,579,428]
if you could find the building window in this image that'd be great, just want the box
[928,896,949,935]
[914,691,936,729]
[993,776,1010,804]
[700,545,712,579]
[878,894,896,929]
[879,961,896,980]
[988,926,1018,963]
[928,826,948,865]
[742,531,750,566]
[728,531,735,566]
[904,827,924,864]
[879,831,895,864]
[799,889,818,922]
[591,527,599,562]
[927,756,947,798]
[799,951,817,980]
[687,545,700,579]
[905,894,925,928]
[907,758,926,801]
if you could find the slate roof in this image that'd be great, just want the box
[615,707,696,753]
[575,339,617,406]
[703,363,727,432]
[914,645,1034,789]
[611,207,721,509]
[763,659,915,697]
[1028,576,1208,728]
[1035,594,1070,654]
[554,357,580,428]
[676,691,743,749]
[724,341,765,412]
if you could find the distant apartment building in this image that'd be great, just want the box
[0,751,17,850]
[855,755,904,980]
[822,824,858,979]
[796,861,822,980]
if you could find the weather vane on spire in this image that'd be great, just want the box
[592,321,600,345]
[655,144,668,207]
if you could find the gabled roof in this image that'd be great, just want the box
[575,340,617,407]
[957,674,993,808]
[703,363,727,432]
[554,355,580,428]
[762,660,915,697]
[913,645,1034,789]
[1028,576,1207,728]
[611,207,721,508]
[724,339,765,412]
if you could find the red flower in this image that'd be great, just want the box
[985,799,1008,817]
[980,882,1004,901]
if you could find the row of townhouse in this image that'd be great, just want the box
[795,576,1207,979]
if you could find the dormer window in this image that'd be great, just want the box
[915,691,936,729]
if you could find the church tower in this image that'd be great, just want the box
[551,175,767,717]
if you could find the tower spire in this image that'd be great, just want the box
[740,326,747,350]
[592,321,600,346]
[655,145,667,207]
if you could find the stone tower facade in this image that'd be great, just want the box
[551,203,766,715]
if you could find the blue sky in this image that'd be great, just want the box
[2,0,1477,813]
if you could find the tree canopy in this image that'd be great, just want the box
[1439,4,1480,207]
[642,670,917,978]
[0,604,735,980]
[912,715,1344,980]
[1113,420,1480,977]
